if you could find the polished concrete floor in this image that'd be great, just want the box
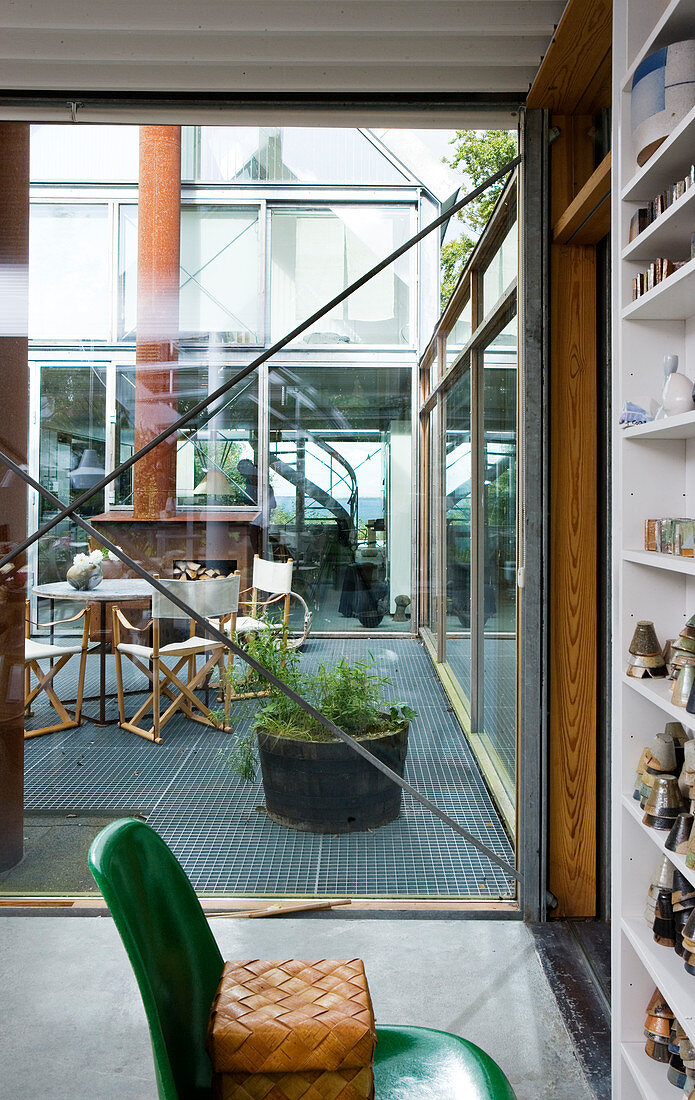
[0,917,598,1100]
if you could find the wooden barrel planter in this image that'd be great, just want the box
[257,722,409,833]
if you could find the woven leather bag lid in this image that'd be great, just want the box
[207,959,376,1073]
[212,1066,374,1100]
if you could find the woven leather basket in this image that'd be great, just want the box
[207,959,376,1100]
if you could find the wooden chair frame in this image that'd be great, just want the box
[24,600,92,739]
[223,556,293,704]
[112,576,239,744]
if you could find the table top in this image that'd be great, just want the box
[33,580,155,601]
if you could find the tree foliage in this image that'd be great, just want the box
[440,130,517,309]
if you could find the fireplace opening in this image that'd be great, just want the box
[173,558,238,580]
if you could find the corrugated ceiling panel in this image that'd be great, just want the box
[0,0,567,123]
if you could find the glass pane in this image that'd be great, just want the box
[30,205,110,341]
[481,313,517,801]
[269,366,412,631]
[119,205,262,344]
[427,411,439,638]
[180,206,261,342]
[446,297,472,371]
[118,205,138,340]
[114,364,259,509]
[36,364,108,614]
[30,125,139,182]
[481,221,517,317]
[182,126,408,185]
[445,369,472,705]
[270,207,412,346]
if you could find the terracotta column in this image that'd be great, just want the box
[0,123,29,871]
[133,126,181,519]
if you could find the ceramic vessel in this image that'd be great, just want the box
[665,813,694,852]
[644,773,682,828]
[66,562,103,591]
[674,663,695,707]
[629,620,662,655]
[663,369,695,415]
[632,41,695,166]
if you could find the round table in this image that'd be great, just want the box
[33,580,156,725]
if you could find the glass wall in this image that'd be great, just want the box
[419,174,518,826]
[268,365,412,631]
[11,123,520,906]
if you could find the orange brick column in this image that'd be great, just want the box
[133,126,181,519]
[0,123,29,871]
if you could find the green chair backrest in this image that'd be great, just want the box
[88,818,223,1100]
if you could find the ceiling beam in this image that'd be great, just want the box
[0,1,566,36]
[526,0,612,112]
[0,61,537,94]
[0,30,554,68]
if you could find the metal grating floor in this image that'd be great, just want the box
[445,634,517,778]
[22,638,515,900]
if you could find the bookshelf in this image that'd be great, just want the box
[613,1,695,1095]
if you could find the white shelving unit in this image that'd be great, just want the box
[613,2,695,1096]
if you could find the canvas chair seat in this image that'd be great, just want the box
[113,575,240,744]
[26,638,83,660]
[233,615,279,635]
[117,635,220,660]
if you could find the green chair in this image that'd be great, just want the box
[88,819,517,1100]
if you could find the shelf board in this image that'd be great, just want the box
[554,153,611,245]
[622,673,695,729]
[623,0,695,94]
[621,410,695,440]
[622,918,695,1042]
[622,549,695,574]
[622,1041,672,1100]
[622,795,695,891]
[622,103,695,204]
[622,185,695,262]
[622,257,695,320]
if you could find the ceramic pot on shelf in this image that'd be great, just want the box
[662,355,695,416]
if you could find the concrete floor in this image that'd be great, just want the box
[0,917,597,1100]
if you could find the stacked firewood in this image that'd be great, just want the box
[173,560,235,581]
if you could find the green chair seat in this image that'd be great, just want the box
[374,1025,517,1098]
[88,819,516,1100]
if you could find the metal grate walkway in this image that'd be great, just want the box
[21,638,515,899]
